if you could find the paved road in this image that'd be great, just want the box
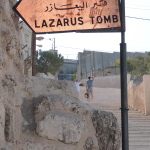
[79,86,150,150]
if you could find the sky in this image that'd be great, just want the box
[36,0,150,59]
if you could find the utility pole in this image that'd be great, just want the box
[50,38,55,53]
[53,38,55,52]
[92,51,95,77]
[31,32,36,76]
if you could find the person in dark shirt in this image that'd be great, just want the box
[86,76,94,102]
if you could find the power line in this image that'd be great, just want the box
[126,16,150,21]
[56,41,150,52]
[56,46,84,50]
[126,7,150,10]
[126,3,150,8]
[57,39,150,51]
[56,46,115,53]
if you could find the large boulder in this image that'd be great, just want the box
[20,93,121,150]
[23,76,79,99]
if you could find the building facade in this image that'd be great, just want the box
[58,59,78,81]
[19,21,32,75]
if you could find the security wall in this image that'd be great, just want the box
[78,50,148,79]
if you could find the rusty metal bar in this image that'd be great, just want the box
[32,32,36,76]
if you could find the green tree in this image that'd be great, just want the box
[114,54,150,77]
[114,59,120,67]
[36,50,64,75]
[72,72,77,81]
[114,58,134,72]
[131,56,146,76]
[144,52,150,74]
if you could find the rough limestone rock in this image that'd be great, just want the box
[23,76,79,99]
[5,106,14,142]
[36,113,85,144]
[21,94,120,150]
[84,137,94,150]
[0,103,5,144]
[0,0,121,149]
[92,111,121,150]
[18,142,76,150]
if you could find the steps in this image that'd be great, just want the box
[79,86,150,150]
[89,103,150,150]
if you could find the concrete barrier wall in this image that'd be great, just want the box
[128,75,150,115]
[81,75,120,89]
[81,75,130,89]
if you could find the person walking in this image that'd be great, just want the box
[75,79,81,97]
[86,76,94,102]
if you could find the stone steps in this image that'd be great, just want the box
[129,127,150,131]
[129,125,150,128]
[129,131,150,134]
[129,141,150,146]
[89,103,150,150]
[117,109,150,150]
[129,146,150,150]
[114,116,150,119]
[129,134,150,137]
[129,137,150,142]
[118,121,150,125]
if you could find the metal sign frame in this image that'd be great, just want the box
[13,0,122,34]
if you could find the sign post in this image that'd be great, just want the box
[120,0,129,149]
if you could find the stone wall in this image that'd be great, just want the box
[143,75,150,115]
[0,0,121,149]
[128,75,150,115]
[0,0,24,148]
[128,81,145,114]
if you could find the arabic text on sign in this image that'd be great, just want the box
[44,1,107,12]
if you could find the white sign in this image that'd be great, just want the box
[13,0,121,33]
